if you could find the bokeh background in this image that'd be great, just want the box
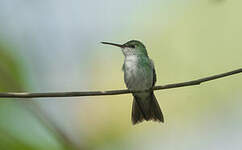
[0,0,242,150]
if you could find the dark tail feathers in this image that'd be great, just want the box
[132,92,164,125]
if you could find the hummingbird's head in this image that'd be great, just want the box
[101,40,148,57]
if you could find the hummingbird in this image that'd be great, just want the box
[101,40,164,125]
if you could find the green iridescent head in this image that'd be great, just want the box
[101,40,148,57]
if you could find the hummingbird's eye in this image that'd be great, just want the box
[130,45,135,48]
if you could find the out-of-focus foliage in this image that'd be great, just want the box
[0,44,25,91]
[0,43,63,150]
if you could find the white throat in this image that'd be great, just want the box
[124,55,138,70]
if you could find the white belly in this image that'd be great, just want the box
[123,56,153,90]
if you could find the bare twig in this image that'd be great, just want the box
[0,68,241,99]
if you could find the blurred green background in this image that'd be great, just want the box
[0,0,242,150]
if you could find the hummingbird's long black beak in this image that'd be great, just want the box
[101,42,124,48]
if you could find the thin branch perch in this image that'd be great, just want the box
[0,68,241,99]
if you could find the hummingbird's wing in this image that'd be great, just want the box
[152,68,156,87]
[150,59,157,87]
